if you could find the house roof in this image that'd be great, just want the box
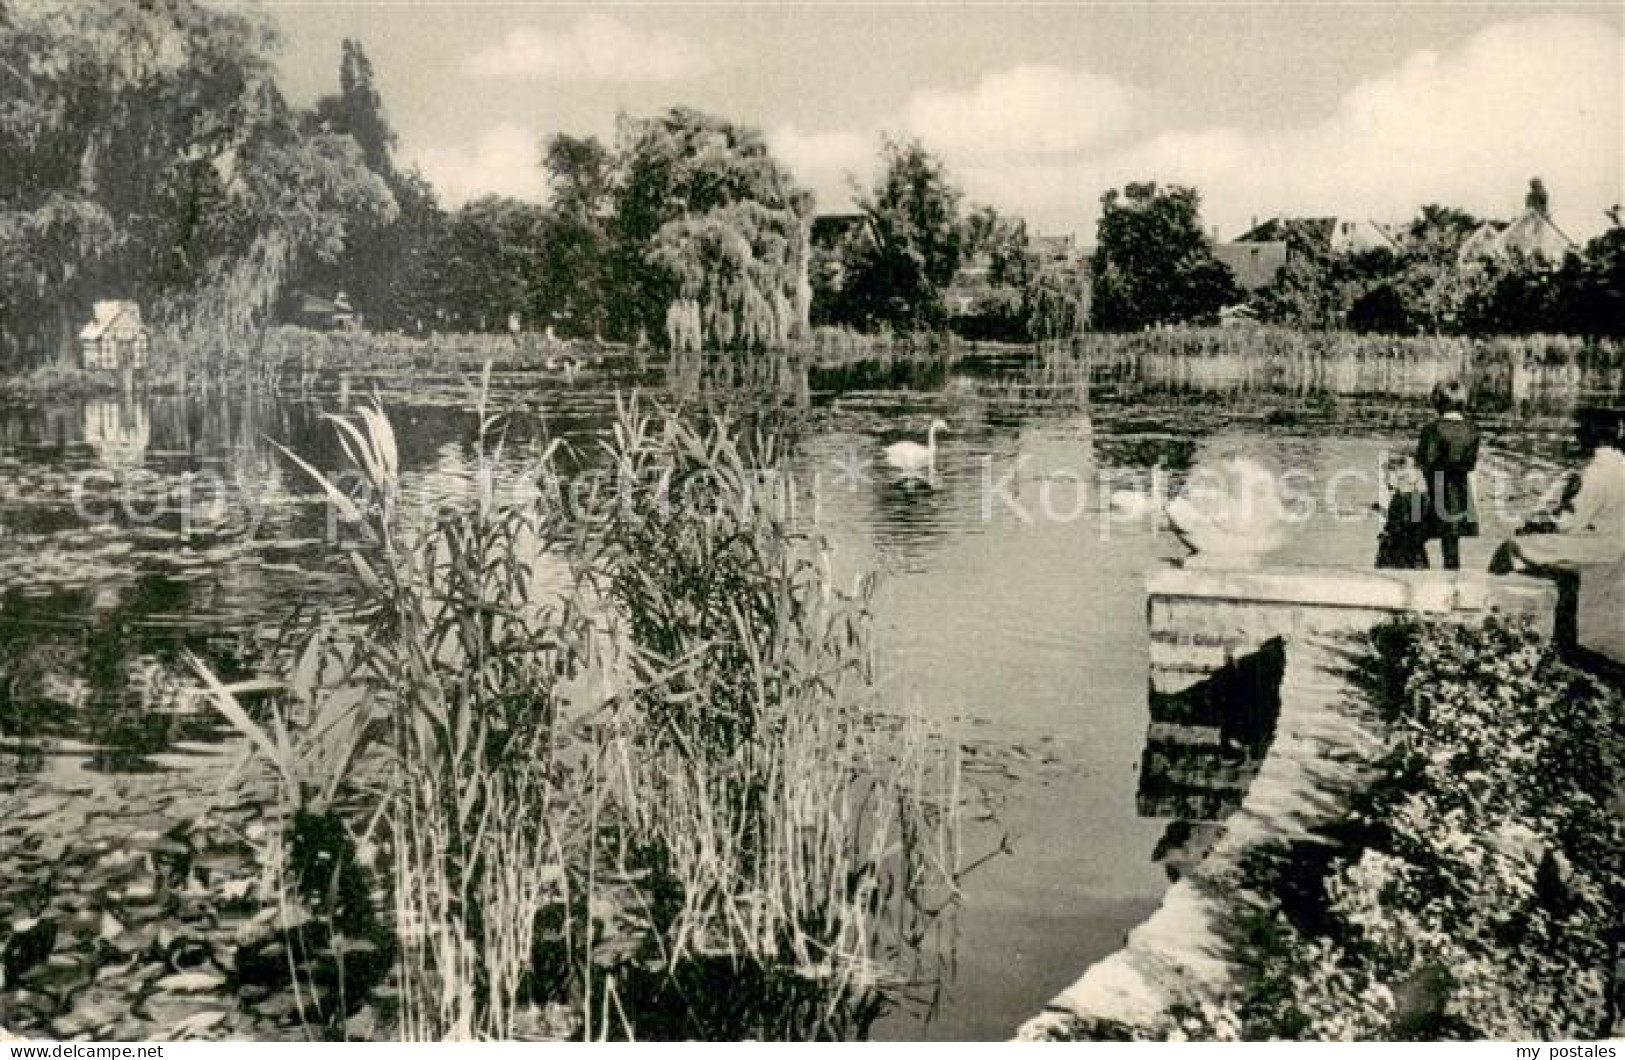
[1238,216,1402,255]
[1331,219,1404,254]
[1458,209,1576,265]
[1237,217,1337,246]
[1213,241,1289,291]
[79,301,144,342]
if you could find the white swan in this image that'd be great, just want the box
[884,418,948,473]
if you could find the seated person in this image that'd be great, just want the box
[1491,408,1625,659]
[1374,452,1430,570]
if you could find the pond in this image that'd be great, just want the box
[0,349,1585,1040]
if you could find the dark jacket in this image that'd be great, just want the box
[1417,415,1480,536]
[1376,490,1431,569]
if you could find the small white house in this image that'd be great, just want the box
[79,301,150,372]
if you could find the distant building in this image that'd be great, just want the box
[1235,216,1402,257]
[1329,219,1404,255]
[1032,233,1082,275]
[1457,209,1576,268]
[78,300,150,372]
[287,290,362,331]
[1212,240,1289,292]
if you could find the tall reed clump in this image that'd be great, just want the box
[574,402,962,1038]
[196,376,593,1038]
[199,380,961,1040]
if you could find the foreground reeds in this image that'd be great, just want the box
[195,380,962,1040]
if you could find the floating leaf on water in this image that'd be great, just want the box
[50,990,123,1039]
[168,1008,228,1039]
[152,970,226,994]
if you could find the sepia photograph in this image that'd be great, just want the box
[0,0,1621,1044]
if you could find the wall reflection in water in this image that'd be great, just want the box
[1136,637,1287,880]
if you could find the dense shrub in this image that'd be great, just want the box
[1164,618,1623,1040]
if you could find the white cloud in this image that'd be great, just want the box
[781,14,1621,241]
[465,15,722,82]
[904,64,1140,158]
[1112,14,1624,238]
[767,125,875,212]
[409,123,545,207]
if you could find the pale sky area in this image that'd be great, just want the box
[253,1,1625,241]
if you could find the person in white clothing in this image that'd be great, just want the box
[1491,408,1625,660]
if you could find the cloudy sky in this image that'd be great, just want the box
[261,1,1623,241]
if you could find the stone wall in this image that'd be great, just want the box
[1018,566,1558,1040]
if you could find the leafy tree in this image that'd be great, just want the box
[615,107,811,349]
[1525,178,1550,218]
[1566,209,1625,337]
[837,139,963,332]
[962,204,1033,289]
[432,195,548,332]
[313,40,393,172]
[0,0,393,363]
[538,133,614,338]
[300,39,444,331]
[647,201,804,351]
[1252,223,1343,329]
[1026,273,1084,341]
[1090,182,1238,329]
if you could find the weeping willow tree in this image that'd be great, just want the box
[649,201,808,354]
[175,131,395,355]
[614,107,812,353]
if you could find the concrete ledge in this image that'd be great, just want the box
[1017,565,1560,1041]
[1145,566,1558,623]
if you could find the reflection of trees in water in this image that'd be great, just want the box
[82,398,149,471]
[0,577,253,771]
[664,349,812,405]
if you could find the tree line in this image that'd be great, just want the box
[1249,192,1625,338]
[2,1,1619,369]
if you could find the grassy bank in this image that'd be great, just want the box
[8,324,1621,408]
[192,393,963,1040]
[1071,327,1625,407]
[1150,618,1623,1040]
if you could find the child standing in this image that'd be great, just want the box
[1417,382,1480,570]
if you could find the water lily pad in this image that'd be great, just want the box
[168,1008,228,1039]
[49,990,123,1039]
[152,970,226,993]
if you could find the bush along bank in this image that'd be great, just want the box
[1155,618,1623,1040]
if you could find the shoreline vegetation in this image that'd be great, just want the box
[180,394,965,1040]
[3,2,1622,1042]
[1176,619,1625,1041]
[7,325,1620,408]
[1042,618,1624,1042]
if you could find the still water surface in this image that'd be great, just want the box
[0,353,1573,1038]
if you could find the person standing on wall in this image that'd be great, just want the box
[1417,381,1479,570]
